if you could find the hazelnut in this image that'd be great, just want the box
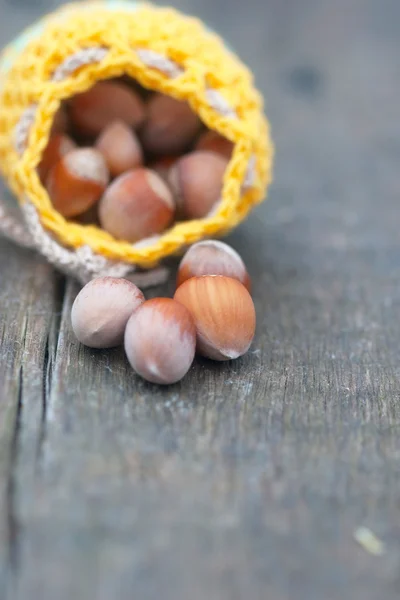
[174,275,256,361]
[169,151,228,220]
[38,133,76,183]
[99,168,175,242]
[177,240,251,291]
[124,298,196,385]
[71,277,145,348]
[70,81,146,138]
[46,148,109,218]
[141,94,201,156]
[96,120,143,177]
[50,106,69,136]
[196,130,234,159]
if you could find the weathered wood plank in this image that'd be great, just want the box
[0,0,400,598]
[0,228,60,597]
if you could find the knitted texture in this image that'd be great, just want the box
[0,0,274,278]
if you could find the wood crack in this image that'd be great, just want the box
[38,273,66,463]
[6,365,23,576]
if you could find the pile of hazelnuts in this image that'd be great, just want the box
[42,77,256,385]
[71,239,256,385]
[39,78,234,238]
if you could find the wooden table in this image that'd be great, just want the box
[1,0,400,598]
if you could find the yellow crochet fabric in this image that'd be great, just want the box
[0,0,273,269]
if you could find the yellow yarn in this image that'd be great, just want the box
[0,0,273,268]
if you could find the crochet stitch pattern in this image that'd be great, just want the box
[0,0,273,281]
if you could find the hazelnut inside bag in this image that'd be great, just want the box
[0,0,273,285]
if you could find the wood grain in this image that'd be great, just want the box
[1,0,400,598]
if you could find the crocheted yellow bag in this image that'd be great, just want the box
[0,0,273,284]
